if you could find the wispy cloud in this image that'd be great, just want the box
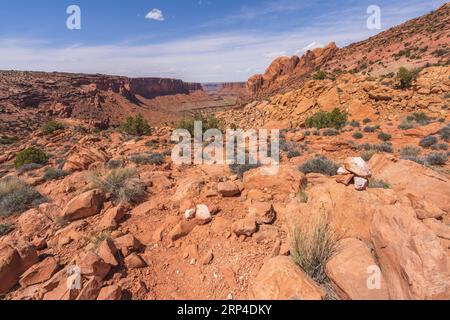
[0,0,446,82]
[145,9,165,21]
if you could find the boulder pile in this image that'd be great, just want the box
[336,157,371,191]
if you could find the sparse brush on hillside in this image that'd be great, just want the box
[419,135,438,148]
[378,132,392,142]
[287,150,302,159]
[0,177,44,216]
[396,67,421,89]
[312,70,327,80]
[177,115,220,136]
[0,223,13,236]
[229,162,261,179]
[291,215,339,286]
[352,132,364,139]
[426,152,448,165]
[358,142,393,153]
[43,168,68,181]
[368,179,391,189]
[14,147,49,169]
[0,135,18,145]
[41,121,65,135]
[89,168,145,205]
[130,153,165,165]
[439,124,450,142]
[306,108,347,130]
[407,112,430,125]
[120,114,152,136]
[299,155,338,176]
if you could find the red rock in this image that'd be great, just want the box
[371,205,450,299]
[336,174,354,186]
[97,285,122,300]
[250,256,325,300]
[76,278,102,300]
[124,253,146,269]
[19,257,59,287]
[326,238,389,300]
[217,181,241,197]
[77,251,111,280]
[97,239,119,266]
[232,218,257,237]
[61,189,105,221]
[248,202,276,225]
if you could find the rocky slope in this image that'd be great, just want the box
[247,3,450,98]
[0,71,241,136]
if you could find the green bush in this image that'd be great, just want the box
[299,156,338,176]
[130,153,165,165]
[439,124,450,142]
[312,71,327,80]
[14,147,49,169]
[352,132,364,139]
[0,177,43,216]
[400,146,421,158]
[229,162,261,179]
[349,120,360,128]
[419,135,438,148]
[378,132,392,142]
[177,115,220,136]
[41,121,65,135]
[397,67,420,89]
[398,120,414,130]
[291,216,339,284]
[0,135,17,145]
[363,118,372,124]
[363,126,378,133]
[426,152,448,166]
[322,129,339,136]
[306,108,347,130]
[89,168,145,204]
[287,150,302,159]
[406,112,430,125]
[0,223,13,236]
[43,168,68,181]
[120,114,152,136]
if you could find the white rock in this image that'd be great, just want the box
[184,209,196,221]
[344,157,371,178]
[354,177,368,191]
[337,167,350,175]
[195,204,212,224]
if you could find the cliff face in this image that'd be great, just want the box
[0,71,203,133]
[129,78,202,99]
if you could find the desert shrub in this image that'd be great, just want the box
[130,153,165,165]
[352,132,364,139]
[14,147,48,169]
[368,179,390,189]
[43,168,68,181]
[89,168,145,204]
[378,132,392,142]
[400,146,421,158]
[291,216,339,284]
[0,223,12,236]
[397,67,420,89]
[439,124,450,142]
[361,150,376,161]
[312,71,327,80]
[73,125,89,134]
[431,143,448,151]
[299,156,338,176]
[363,118,372,124]
[287,150,302,159]
[120,114,151,136]
[313,130,321,136]
[106,159,123,169]
[306,108,347,130]
[0,135,17,145]
[349,120,360,127]
[297,189,308,203]
[398,120,414,130]
[419,135,438,148]
[426,152,448,166]
[229,162,261,179]
[0,177,43,216]
[363,126,378,133]
[358,142,393,153]
[406,112,430,125]
[177,115,220,136]
[17,163,43,174]
[322,129,339,136]
[41,121,65,135]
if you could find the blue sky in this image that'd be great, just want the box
[0,0,446,82]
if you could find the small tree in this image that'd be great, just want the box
[120,114,151,136]
[397,67,420,89]
[312,71,327,80]
[14,147,49,169]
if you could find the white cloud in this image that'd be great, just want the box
[145,9,165,21]
[0,0,446,82]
